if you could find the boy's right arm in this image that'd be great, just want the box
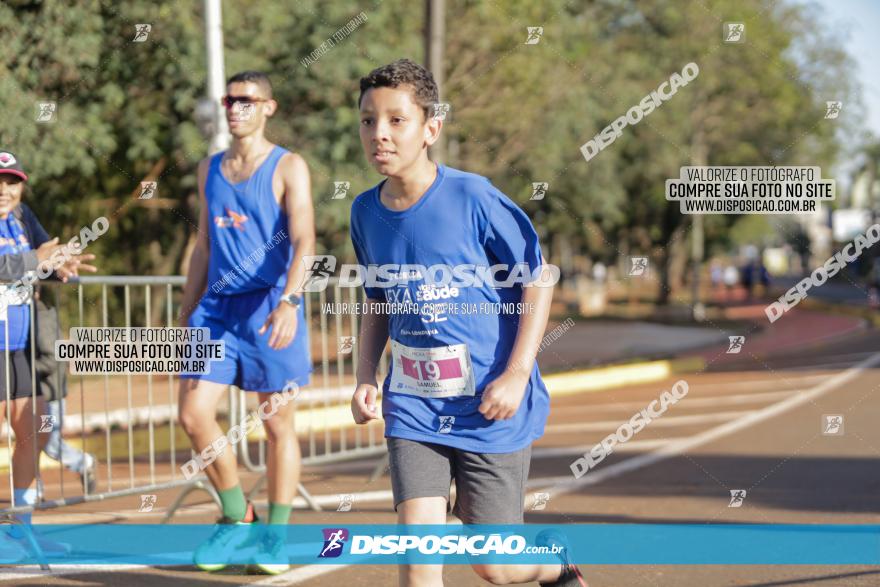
[351,298,389,424]
[178,159,211,327]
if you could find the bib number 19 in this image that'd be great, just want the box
[413,360,440,381]
[390,340,475,398]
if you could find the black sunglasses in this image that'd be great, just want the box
[221,95,269,109]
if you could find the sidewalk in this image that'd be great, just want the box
[536,319,728,373]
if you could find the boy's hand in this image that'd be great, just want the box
[351,383,380,424]
[478,370,530,421]
[258,303,298,349]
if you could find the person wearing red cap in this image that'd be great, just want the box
[0,150,97,553]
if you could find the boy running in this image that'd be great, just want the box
[349,59,586,586]
[178,71,314,575]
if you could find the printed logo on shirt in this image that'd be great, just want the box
[415,284,460,301]
[214,207,248,230]
[0,235,28,251]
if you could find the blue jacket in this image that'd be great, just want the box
[0,203,51,282]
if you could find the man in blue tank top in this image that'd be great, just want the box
[178,71,315,575]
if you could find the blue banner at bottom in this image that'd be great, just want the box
[0,524,878,565]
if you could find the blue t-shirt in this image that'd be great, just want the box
[0,215,31,350]
[350,165,550,453]
[205,145,293,295]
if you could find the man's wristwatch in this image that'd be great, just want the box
[280,293,302,307]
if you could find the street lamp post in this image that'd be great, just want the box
[203,0,229,154]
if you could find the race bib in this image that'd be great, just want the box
[389,340,475,399]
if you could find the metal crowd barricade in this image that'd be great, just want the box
[232,277,390,508]
[0,275,389,525]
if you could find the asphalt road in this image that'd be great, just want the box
[3,327,880,586]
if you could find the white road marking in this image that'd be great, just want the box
[6,354,875,584]
[0,564,145,582]
[250,564,350,585]
[526,351,880,494]
[230,359,880,585]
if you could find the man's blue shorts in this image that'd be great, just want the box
[180,287,312,392]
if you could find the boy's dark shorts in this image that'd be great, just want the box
[387,437,531,524]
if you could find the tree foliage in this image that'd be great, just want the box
[0,0,863,305]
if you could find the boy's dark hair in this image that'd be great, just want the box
[227,70,273,98]
[358,59,439,120]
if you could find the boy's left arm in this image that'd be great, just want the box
[259,152,316,350]
[478,257,554,421]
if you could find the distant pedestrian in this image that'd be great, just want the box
[723,264,738,301]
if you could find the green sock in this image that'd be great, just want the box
[268,502,292,525]
[217,485,248,522]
